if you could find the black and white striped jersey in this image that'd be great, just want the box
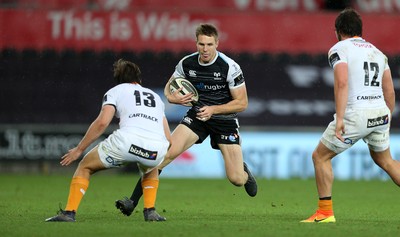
[172,51,245,120]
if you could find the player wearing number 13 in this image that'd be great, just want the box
[45,59,171,222]
[114,24,257,218]
[301,8,400,223]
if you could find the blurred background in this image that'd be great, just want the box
[1,0,399,180]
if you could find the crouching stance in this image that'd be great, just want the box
[45,59,171,222]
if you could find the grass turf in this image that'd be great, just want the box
[1,173,400,237]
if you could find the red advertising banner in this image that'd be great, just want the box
[15,0,325,11]
[14,0,400,13]
[1,9,399,54]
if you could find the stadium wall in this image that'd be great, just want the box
[1,124,399,181]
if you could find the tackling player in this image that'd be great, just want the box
[45,59,171,222]
[301,8,399,223]
[115,23,257,216]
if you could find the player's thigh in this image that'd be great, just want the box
[168,124,198,158]
[321,110,362,154]
[74,146,107,177]
[361,106,390,151]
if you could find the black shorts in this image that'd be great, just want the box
[180,110,241,150]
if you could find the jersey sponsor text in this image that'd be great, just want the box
[128,113,158,122]
[129,144,158,160]
[367,115,389,128]
[197,83,226,90]
[357,95,382,100]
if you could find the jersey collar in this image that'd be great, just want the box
[198,51,219,66]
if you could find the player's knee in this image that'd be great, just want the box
[74,167,91,178]
[311,150,320,164]
[311,149,331,165]
[370,149,391,168]
[75,162,97,177]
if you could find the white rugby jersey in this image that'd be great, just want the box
[328,37,390,109]
[102,83,166,139]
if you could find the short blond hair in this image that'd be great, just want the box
[195,24,219,41]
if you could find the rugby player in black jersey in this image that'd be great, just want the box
[115,24,257,217]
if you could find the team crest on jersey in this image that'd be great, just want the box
[367,115,389,128]
[329,53,340,67]
[213,72,222,80]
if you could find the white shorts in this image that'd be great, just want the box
[321,106,391,154]
[97,130,169,173]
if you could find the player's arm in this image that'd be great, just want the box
[60,105,115,166]
[77,105,115,151]
[162,116,171,143]
[215,85,248,114]
[196,85,248,121]
[382,68,395,113]
[164,76,194,105]
[333,62,348,142]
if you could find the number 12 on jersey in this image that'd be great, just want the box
[363,61,380,87]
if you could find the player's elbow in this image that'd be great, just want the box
[165,94,175,104]
[335,78,347,89]
[93,118,110,131]
[237,100,248,112]
[98,121,109,130]
[384,93,396,113]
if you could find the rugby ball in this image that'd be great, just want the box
[169,77,199,106]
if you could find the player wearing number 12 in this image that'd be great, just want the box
[45,59,171,222]
[301,8,400,223]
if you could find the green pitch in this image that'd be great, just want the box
[1,173,399,237]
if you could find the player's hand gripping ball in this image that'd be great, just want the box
[169,77,199,106]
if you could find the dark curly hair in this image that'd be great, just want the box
[113,59,142,85]
[335,8,363,37]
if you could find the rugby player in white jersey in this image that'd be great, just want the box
[115,24,257,216]
[45,59,171,222]
[301,8,400,223]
